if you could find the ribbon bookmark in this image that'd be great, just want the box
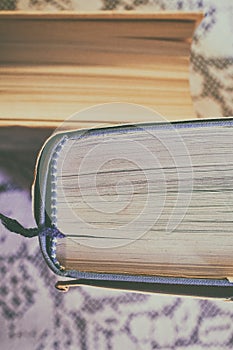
[0,213,65,239]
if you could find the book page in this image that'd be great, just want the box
[52,121,233,279]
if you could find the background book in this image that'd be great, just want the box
[0,11,202,127]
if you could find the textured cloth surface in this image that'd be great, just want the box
[1,1,233,349]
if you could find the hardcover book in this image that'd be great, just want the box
[33,118,233,299]
[0,11,202,127]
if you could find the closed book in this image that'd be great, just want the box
[33,118,233,299]
[0,11,202,126]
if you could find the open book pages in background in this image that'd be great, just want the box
[46,120,233,280]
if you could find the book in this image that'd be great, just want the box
[0,11,202,127]
[34,118,233,299]
[3,11,232,298]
